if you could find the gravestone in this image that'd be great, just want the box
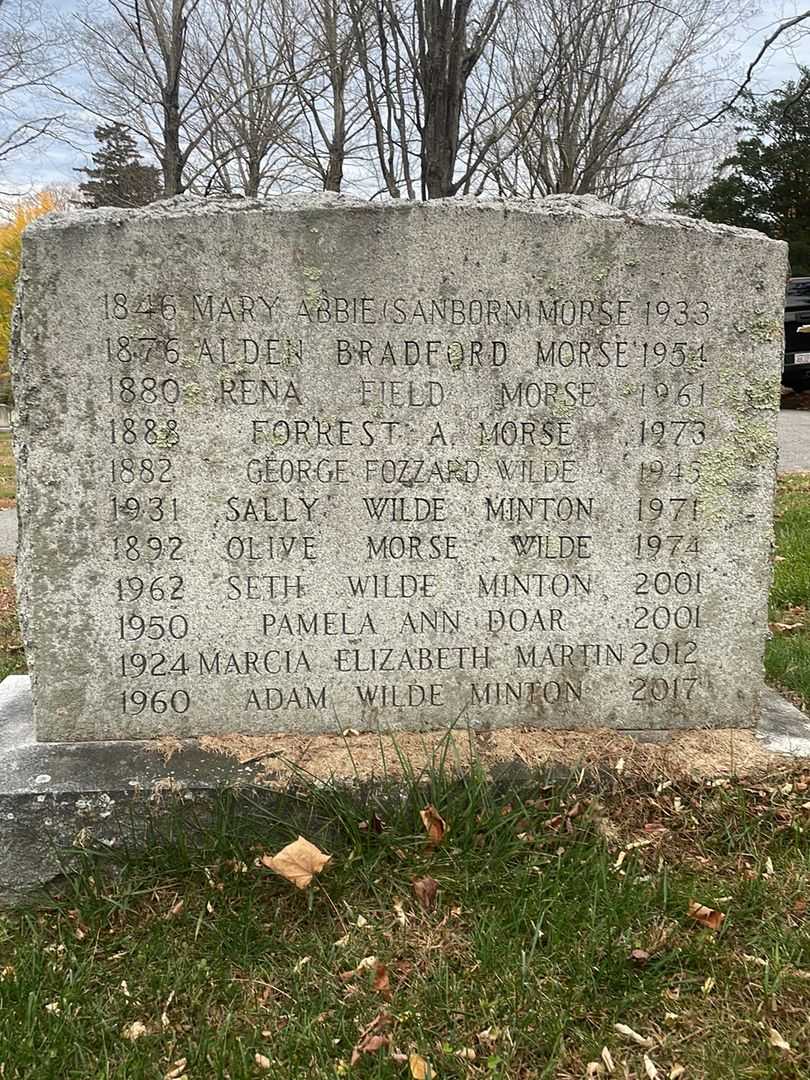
[12,194,786,743]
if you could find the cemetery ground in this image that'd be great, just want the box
[0,471,807,1078]
[0,431,15,505]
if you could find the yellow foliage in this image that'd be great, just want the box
[0,191,59,398]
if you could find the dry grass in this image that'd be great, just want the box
[0,430,14,505]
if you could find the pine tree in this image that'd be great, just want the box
[676,74,810,274]
[77,124,161,209]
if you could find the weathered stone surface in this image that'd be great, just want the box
[12,194,786,741]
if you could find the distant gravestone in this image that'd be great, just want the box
[12,195,786,742]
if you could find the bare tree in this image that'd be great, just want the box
[349,0,511,199]
[481,0,738,206]
[0,1,67,177]
[189,0,299,196]
[69,0,237,196]
[57,0,752,207]
[700,8,810,125]
[281,0,369,193]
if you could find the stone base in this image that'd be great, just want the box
[2,674,809,907]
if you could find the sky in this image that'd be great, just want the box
[3,0,810,196]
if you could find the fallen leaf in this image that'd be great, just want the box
[476,1026,500,1048]
[164,1061,188,1080]
[687,900,725,932]
[412,876,439,911]
[255,1052,272,1069]
[669,1066,685,1080]
[260,837,331,889]
[629,949,650,966]
[768,1027,791,1052]
[420,805,446,848]
[601,1046,615,1073]
[350,1033,389,1065]
[349,1012,391,1066]
[614,1023,653,1048]
[643,1054,659,1079]
[122,1020,148,1041]
[586,1063,606,1078]
[373,963,390,995]
[455,1048,476,1061]
[409,1053,433,1078]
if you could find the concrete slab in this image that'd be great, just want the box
[2,675,808,907]
[757,686,810,756]
[778,409,810,473]
[0,507,17,557]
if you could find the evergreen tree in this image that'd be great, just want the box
[677,74,810,274]
[77,124,161,209]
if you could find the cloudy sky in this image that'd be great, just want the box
[4,0,810,195]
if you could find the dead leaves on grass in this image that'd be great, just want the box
[372,962,391,996]
[408,1052,434,1078]
[412,875,439,911]
[767,1027,792,1052]
[614,1023,653,1049]
[769,605,808,635]
[259,836,331,889]
[121,1020,148,1041]
[350,1011,391,1066]
[419,805,446,849]
[687,900,725,932]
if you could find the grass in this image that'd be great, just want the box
[0,430,14,503]
[765,473,810,710]
[0,465,809,1077]
[1,769,810,1079]
[0,555,24,680]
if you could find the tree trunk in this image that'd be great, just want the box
[324,147,344,191]
[423,85,460,198]
[419,0,471,199]
[162,105,184,195]
[324,30,347,193]
[161,0,186,197]
[246,154,262,197]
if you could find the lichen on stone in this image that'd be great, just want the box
[182,382,205,404]
[735,313,783,343]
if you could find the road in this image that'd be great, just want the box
[777,410,810,473]
[0,508,15,557]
